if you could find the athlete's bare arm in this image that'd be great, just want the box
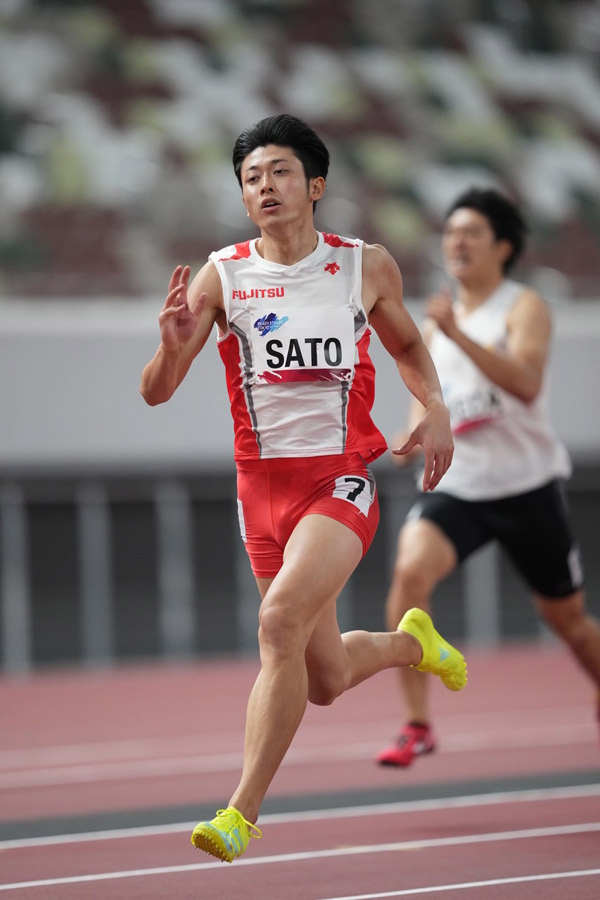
[362,243,453,491]
[140,262,226,405]
[426,286,550,403]
[387,317,438,468]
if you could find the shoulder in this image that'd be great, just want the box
[362,242,397,273]
[189,259,224,311]
[363,244,401,285]
[509,283,551,321]
[362,243,403,313]
[506,283,552,341]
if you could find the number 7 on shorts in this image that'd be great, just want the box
[332,474,373,516]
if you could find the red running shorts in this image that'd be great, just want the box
[236,452,380,578]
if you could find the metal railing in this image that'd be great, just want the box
[2,465,597,673]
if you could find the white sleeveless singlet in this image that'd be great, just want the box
[210,232,387,461]
[428,279,571,500]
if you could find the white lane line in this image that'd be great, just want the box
[318,868,600,899]
[2,783,599,849]
[1,822,599,892]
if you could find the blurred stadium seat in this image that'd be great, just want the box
[0,0,599,299]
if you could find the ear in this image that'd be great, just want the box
[310,176,326,202]
[496,238,513,266]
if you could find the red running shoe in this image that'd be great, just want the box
[376,722,436,767]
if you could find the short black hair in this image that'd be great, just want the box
[232,114,330,187]
[446,187,528,273]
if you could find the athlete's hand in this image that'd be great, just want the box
[393,401,453,491]
[425,285,460,341]
[389,432,422,468]
[158,265,207,352]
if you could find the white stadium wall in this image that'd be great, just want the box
[1,299,600,473]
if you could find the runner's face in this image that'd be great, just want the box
[240,144,324,227]
[442,207,511,284]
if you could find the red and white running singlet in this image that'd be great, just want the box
[210,232,387,462]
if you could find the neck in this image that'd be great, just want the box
[256,222,319,265]
[457,272,505,311]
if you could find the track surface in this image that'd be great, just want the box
[1,643,599,898]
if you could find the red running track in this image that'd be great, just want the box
[1,643,599,899]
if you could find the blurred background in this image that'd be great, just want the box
[1,0,599,673]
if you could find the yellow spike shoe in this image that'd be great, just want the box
[191,807,262,862]
[398,608,467,692]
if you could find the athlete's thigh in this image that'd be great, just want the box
[397,516,458,586]
[403,491,490,572]
[255,576,275,602]
[491,481,584,597]
[260,513,363,631]
[534,588,586,633]
[257,521,358,700]
[285,512,363,608]
[304,597,348,702]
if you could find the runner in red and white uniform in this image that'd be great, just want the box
[141,114,466,862]
[212,229,390,574]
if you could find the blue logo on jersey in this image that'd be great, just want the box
[254,312,289,336]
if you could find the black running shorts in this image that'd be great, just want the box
[407,479,584,599]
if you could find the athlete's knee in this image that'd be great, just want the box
[307,682,337,706]
[389,523,452,605]
[390,555,436,604]
[258,602,305,658]
[539,592,588,647]
[385,563,431,632]
[307,669,346,706]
